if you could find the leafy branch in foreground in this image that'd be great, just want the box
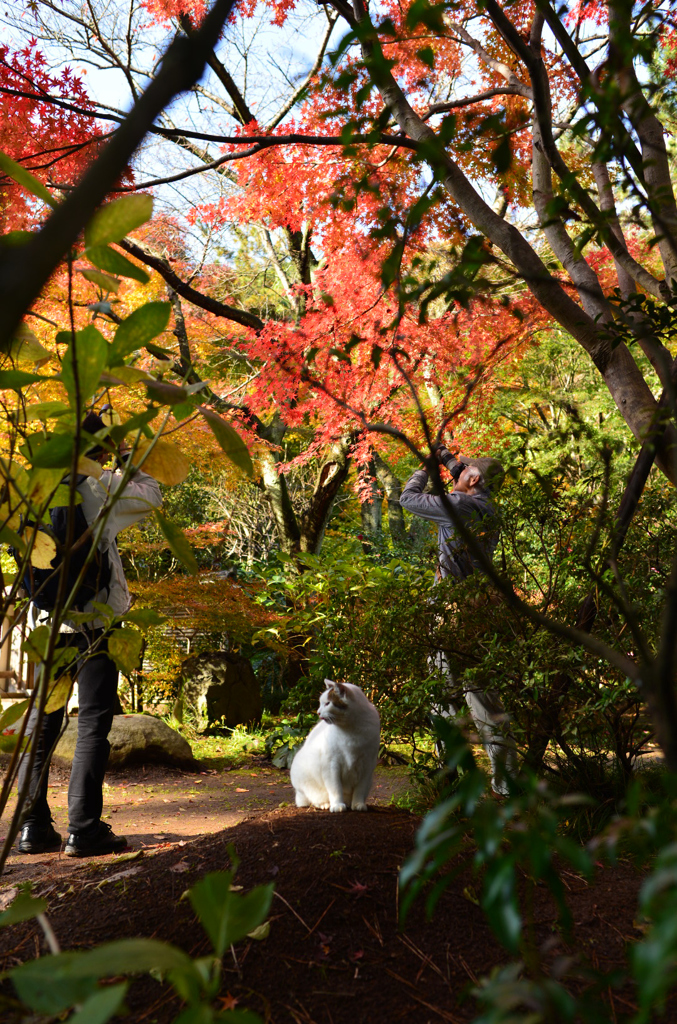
[400,718,677,1024]
[0,860,272,1024]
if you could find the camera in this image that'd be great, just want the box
[435,444,463,481]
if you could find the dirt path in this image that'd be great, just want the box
[0,760,413,888]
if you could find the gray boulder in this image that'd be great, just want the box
[54,714,196,768]
[179,651,262,730]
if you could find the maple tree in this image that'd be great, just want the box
[0,39,105,232]
[2,1,677,726]
[5,0,676,523]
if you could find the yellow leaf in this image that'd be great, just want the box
[101,406,123,425]
[110,367,152,385]
[77,456,103,479]
[10,325,52,368]
[45,674,73,713]
[0,503,21,530]
[131,439,189,485]
[1,461,29,496]
[28,529,57,569]
[27,468,63,506]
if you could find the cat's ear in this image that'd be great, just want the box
[324,678,347,705]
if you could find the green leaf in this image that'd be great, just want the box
[109,302,171,365]
[26,401,71,422]
[173,1007,215,1024]
[145,341,174,360]
[492,136,513,174]
[85,195,153,248]
[145,381,188,406]
[1,524,25,556]
[0,230,34,248]
[154,510,199,574]
[47,484,82,510]
[172,400,195,422]
[0,369,46,390]
[24,433,74,469]
[189,872,274,956]
[108,407,160,443]
[416,45,435,68]
[10,325,52,367]
[11,954,97,1014]
[80,268,120,293]
[0,890,47,929]
[87,245,150,284]
[11,936,199,1013]
[22,625,51,663]
[108,628,144,675]
[0,698,29,734]
[66,983,128,1024]
[198,408,253,478]
[60,326,110,409]
[27,466,65,506]
[0,150,56,208]
[79,937,198,979]
[482,857,521,953]
[123,608,167,628]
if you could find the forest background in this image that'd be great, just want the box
[2,0,677,1020]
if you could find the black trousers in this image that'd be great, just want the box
[17,630,119,835]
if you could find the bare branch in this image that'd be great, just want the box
[267,10,338,130]
[0,0,241,353]
[118,238,264,332]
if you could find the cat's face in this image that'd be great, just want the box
[317,680,349,724]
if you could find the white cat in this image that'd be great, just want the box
[290,679,380,813]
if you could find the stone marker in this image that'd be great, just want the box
[54,713,196,768]
[179,650,262,730]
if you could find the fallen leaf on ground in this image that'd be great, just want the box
[114,849,143,864]
[98,867,142,886]
[0,888,18,911]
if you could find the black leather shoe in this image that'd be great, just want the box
[18,823,62,854]
[64,822,128,858]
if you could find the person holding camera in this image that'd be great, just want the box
[17,412,162,857]
[399,443,517,795]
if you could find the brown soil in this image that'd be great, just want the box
[0,800,663,1024]
[0,759,411,886]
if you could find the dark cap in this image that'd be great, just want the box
[81,411,106,457]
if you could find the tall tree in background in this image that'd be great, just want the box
[1,0,537,553]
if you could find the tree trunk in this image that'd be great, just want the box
[373,452,406,545]
[298,435,353,553]
[345,10,677,486]
[258,414,301,555]
[359,459,383,552]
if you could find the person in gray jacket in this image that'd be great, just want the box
[399,444,517,794]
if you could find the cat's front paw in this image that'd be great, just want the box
[351,801,368,811]
[329,802,347,813]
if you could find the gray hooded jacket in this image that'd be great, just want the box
[399,463,501,580]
